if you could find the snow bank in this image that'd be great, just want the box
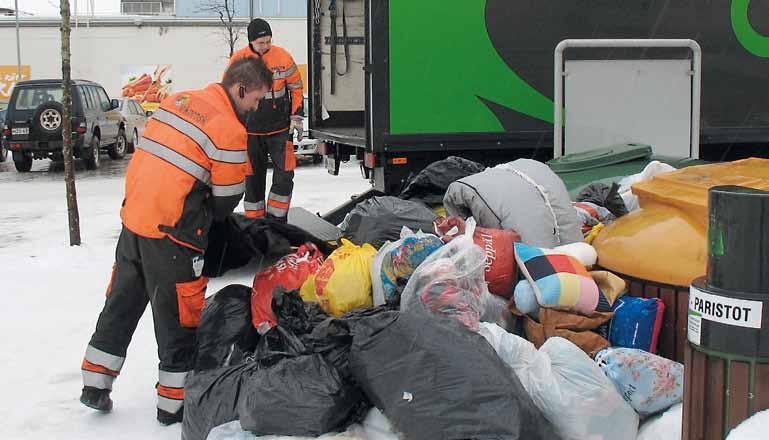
[727,409,769,440]
[0,161,368,440]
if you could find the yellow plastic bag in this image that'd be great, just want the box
[315,239,376,316]
[300,274,318,303]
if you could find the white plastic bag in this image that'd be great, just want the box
[726,409,769,440]
[636,403,682,440]
[618,161,675,212]
[479,323,639,440]
[401,218,489,331]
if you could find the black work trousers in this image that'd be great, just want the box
[84,227,207,412]
[243,130,296,219]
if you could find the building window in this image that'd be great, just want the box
[121,0,175,16]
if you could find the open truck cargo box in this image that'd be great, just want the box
[307,0,769,194]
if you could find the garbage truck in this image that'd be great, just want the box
[306,0,769,195]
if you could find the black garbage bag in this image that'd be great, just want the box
[400,156,486,204]
[203,214,335,278]
[340,196,438,249]
[577,182,629,217]
[182,361,259,440]
[305,305,394,377]
[238,353,365,437]
[272,288,328,336]
[194,285,259,372]
[349,306,560,440]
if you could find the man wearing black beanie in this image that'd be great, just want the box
[229,18,304,221]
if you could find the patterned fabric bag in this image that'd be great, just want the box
[596,347,684,417]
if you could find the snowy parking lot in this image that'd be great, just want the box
[0,156,369,440]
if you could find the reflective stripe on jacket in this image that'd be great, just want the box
[121,83,248,251]
[228,44,304,134]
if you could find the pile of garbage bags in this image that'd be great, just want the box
[194,156,685,439]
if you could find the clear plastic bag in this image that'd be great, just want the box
[479,324,639,440]
[370,227,443,306]
[401,218,489,332]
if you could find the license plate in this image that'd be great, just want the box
[12,127,29,135]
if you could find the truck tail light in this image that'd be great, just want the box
[364,152,377,168]
[2,128,9,137]
[76,122,87,134]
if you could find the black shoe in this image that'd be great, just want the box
[80,386,113,412]
[157,406,183,426]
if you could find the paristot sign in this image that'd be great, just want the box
[688,285,763,345]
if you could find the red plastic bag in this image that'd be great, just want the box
[251,243,325,333]
[435,216,520,298]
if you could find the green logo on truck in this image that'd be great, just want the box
[731,0,769,58]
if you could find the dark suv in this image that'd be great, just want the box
[2,79,128,172]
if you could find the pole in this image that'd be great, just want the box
[60,0,82,246]
[14,0,21,79]
[249,0,254,22]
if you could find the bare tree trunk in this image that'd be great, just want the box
[60,0,81,246]
[225,0,236,57]
[201,0,240,58]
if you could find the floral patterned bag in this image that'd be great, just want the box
[595,347,684,417]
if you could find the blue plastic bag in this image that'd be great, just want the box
[609,296,665,353]
[596,347,684,417]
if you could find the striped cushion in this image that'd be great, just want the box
[514,242,600,314]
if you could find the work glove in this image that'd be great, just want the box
[290,116,304,142]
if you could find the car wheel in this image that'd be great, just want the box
[84,134,100,170]
[108,129,127,160]
[0,141,7,162]
[127,128,138,154]
[12,151,32,172]
[312,154,323,164]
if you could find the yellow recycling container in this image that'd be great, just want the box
[595,158,769,288]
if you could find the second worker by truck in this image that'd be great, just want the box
[229,18,305,221]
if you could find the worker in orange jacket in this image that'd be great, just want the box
[229,18,304,221]
[79,58,273,425]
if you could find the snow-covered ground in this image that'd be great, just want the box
[0,158,369,440]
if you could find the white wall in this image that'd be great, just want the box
[0,19,307,98]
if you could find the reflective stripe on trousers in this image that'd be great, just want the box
[156,370,188,413]
[81,344,125,390]
[244,200,266,218]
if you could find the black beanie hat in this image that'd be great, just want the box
[248,18,272,42]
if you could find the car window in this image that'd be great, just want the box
[131,101,144,115]
[95,87,111,112]
[82,86,96,110]
[11,86,64,110]
[75,87,88,110]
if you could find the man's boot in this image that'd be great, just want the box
[80,386,113,412]
[157,406,184,426]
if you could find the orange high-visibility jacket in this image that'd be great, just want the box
[228,44,304,134]
[121,83,248,251]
